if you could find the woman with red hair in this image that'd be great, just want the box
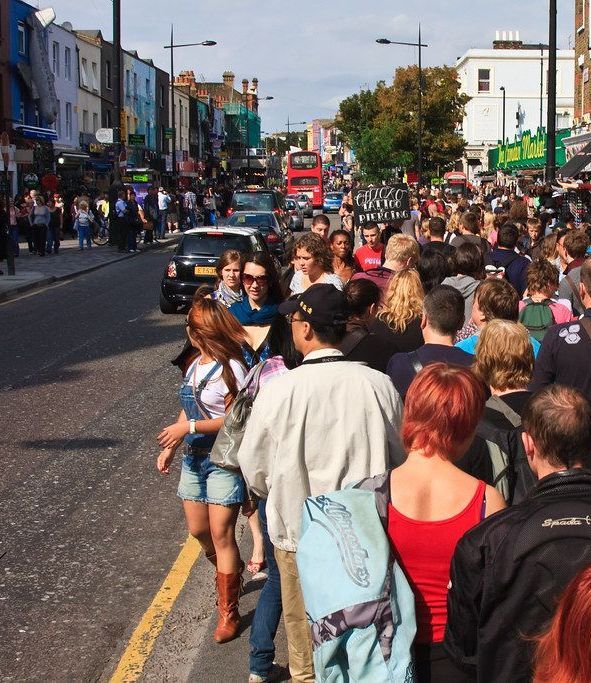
[387,363,505,682]
[532,566,591,683]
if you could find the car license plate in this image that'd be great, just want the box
[194,266,216,276]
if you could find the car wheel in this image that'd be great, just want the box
[159,292,177,314]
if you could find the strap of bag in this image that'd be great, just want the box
[408,350,424,376]
[565,273,585,312]
[191,360,222,419]
[339,327,369,356]
[486,395,522,427]
[250,360,268,400]
[579,315,591,343]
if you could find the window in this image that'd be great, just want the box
[52,41,60,76]
[125,69,130,94]
[133,72,138,97]
[478,68,491,93]
[160,85,165,107]
[105,60,112,90]
[18,22,25,55]
[91,62,98,91]
[146,121,150,147]
[19,101,25,124]
[82,109,89,132]
[64,47,71,80]
[55,100,61,136]
[34,106,40,127]
[92,112,98,132]
[145,78,150,97]
[104,109,112,128]
[81,58,88,87]
[65,102,72,139]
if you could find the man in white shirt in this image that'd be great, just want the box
[157,187,170,238]
[237,284,405,683]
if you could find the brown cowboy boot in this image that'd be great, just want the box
[213,569,243,643]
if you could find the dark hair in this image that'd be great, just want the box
[417,251,450,293]
[243,251,284,303]
[475,278,519,322]
[497,222,520,249]
[295,232,333,273]
[423,284,466,336]
[215,249,244,283]
[452,242,484,278]
[563,229,590,259]
[508,199,528,223]
[362,222,380,234]
[329,229,355,267]
[310,321,347,345]
[428,216,446,238]
[460,211,480,235]
[343,278,381,317]
[522,385,591,469]
[342,202,353,213]
[527,258,559,294]
[266,314,303,369]
[312,213,330,228]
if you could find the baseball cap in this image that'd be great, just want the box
[278,283,347,326]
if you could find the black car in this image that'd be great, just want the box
[229,189,290,230]
[227,211,290,260]
[159,227,268,313]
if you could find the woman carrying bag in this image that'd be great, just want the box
[29,195,50,256]
[156,296,249,644]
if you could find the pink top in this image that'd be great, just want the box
[518,299,573,324]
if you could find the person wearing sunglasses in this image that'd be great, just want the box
[229,252,284,368]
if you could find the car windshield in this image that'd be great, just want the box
[178,233,253,257]
[232,192,275,211]
[285,201,297,209]
[327,193,342,200]
[228,213,275,228]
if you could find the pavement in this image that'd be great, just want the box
[0,231,181,302]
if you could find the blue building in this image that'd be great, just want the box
[122,51,156,168]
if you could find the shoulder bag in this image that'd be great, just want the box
[209,360,267,471]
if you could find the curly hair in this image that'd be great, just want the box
[526,258,559,295]
[378,268,424,333]
[295,232,333,273]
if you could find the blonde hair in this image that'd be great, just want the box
[378,268,424,333]
[482,211,495,240]
[473,319,534,391]
[79,200,89,211]
[384,233,420,266]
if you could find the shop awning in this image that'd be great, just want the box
[559,142,591,178]
[14,125,57,141]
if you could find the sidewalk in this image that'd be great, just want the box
[0,232,180,302]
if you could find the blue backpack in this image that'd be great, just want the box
[296,474,416,682]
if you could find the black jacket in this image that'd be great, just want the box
[444,469,591,683]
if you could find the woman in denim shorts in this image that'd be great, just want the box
[157,296,248,643]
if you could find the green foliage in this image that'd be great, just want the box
[338,66,469,178]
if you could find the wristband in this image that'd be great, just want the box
[189,419,196,434]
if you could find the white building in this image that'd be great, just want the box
[456,31,574,180]
[75,30,102,146]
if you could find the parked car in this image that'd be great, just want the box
[228,188,290,230]
[160,226,269,313]
[285,198,304,231]
[323,191,344,213]
[227,211,290,260]
[287,193,313,218]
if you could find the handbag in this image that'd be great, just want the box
[209,360,267,470]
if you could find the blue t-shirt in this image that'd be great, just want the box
[456,332,541,357]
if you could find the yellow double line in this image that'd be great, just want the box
[109,536,201,682]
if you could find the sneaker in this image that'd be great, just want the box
[248,665,280,682]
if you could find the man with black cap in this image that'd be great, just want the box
[237,283,405,683]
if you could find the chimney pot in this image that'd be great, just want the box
[242,78,249,94]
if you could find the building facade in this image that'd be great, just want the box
[456,31,574,179]
[75,31,102,144]
[122,50,156,168]
[47,21,78,154]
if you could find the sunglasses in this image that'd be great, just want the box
[242,274,268,287]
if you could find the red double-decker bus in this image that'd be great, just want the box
[287,151,323,209]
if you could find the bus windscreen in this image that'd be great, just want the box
[290,153,319,170]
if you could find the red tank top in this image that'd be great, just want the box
[387,480,486,644]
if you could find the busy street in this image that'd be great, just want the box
[4,1,591,683]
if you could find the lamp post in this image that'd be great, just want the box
[163,27,216,189]
[377,24,429,185]
[546,0,557,182]
[500,86,506,143]
[285,117,307,150]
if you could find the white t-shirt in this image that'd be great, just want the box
[289,270,344,294]
[185,357,248,418]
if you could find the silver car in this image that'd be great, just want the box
[287,193,313,218]
[285,198,305,231]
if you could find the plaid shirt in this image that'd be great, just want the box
[242,356,289,397]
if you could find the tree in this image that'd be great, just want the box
[337,84,384,149]
[355,121,412,184]
[263,132,307,156]
[377,65,469,175]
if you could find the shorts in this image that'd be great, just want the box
[177,452,245,505]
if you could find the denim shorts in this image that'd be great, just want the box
[177,452,245,506]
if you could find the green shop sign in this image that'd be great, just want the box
[489,129,569,171]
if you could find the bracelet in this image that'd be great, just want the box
[189,419,196,434]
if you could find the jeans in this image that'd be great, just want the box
[187,209,197,229]
[157,210,167,238]
[249,500,283,677]
[9,226,20,256]
[78,225,91,249]
[46,225,60,253]
[127,225,138,251]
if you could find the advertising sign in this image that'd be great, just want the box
[352,185,411,227]
[95,128,114,144]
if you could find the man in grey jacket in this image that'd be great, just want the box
[237,284,405,683]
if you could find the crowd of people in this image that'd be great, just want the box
[153,182,591,683]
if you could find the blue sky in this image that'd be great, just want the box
[48,0,575,134]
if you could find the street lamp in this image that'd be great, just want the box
[285,117,307,149]
[377,24,429,185]
[163,26,216,188]
[500,86,506,144]
[546,0,557,181]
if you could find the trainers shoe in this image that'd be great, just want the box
[248,665,280,682]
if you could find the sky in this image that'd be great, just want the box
[47,0,575,134]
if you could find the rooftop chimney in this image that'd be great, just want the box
[242,78,249,94]
[222,71,235,89]
[493,29,524,50]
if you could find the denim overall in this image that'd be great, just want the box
[176,360,245,505]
